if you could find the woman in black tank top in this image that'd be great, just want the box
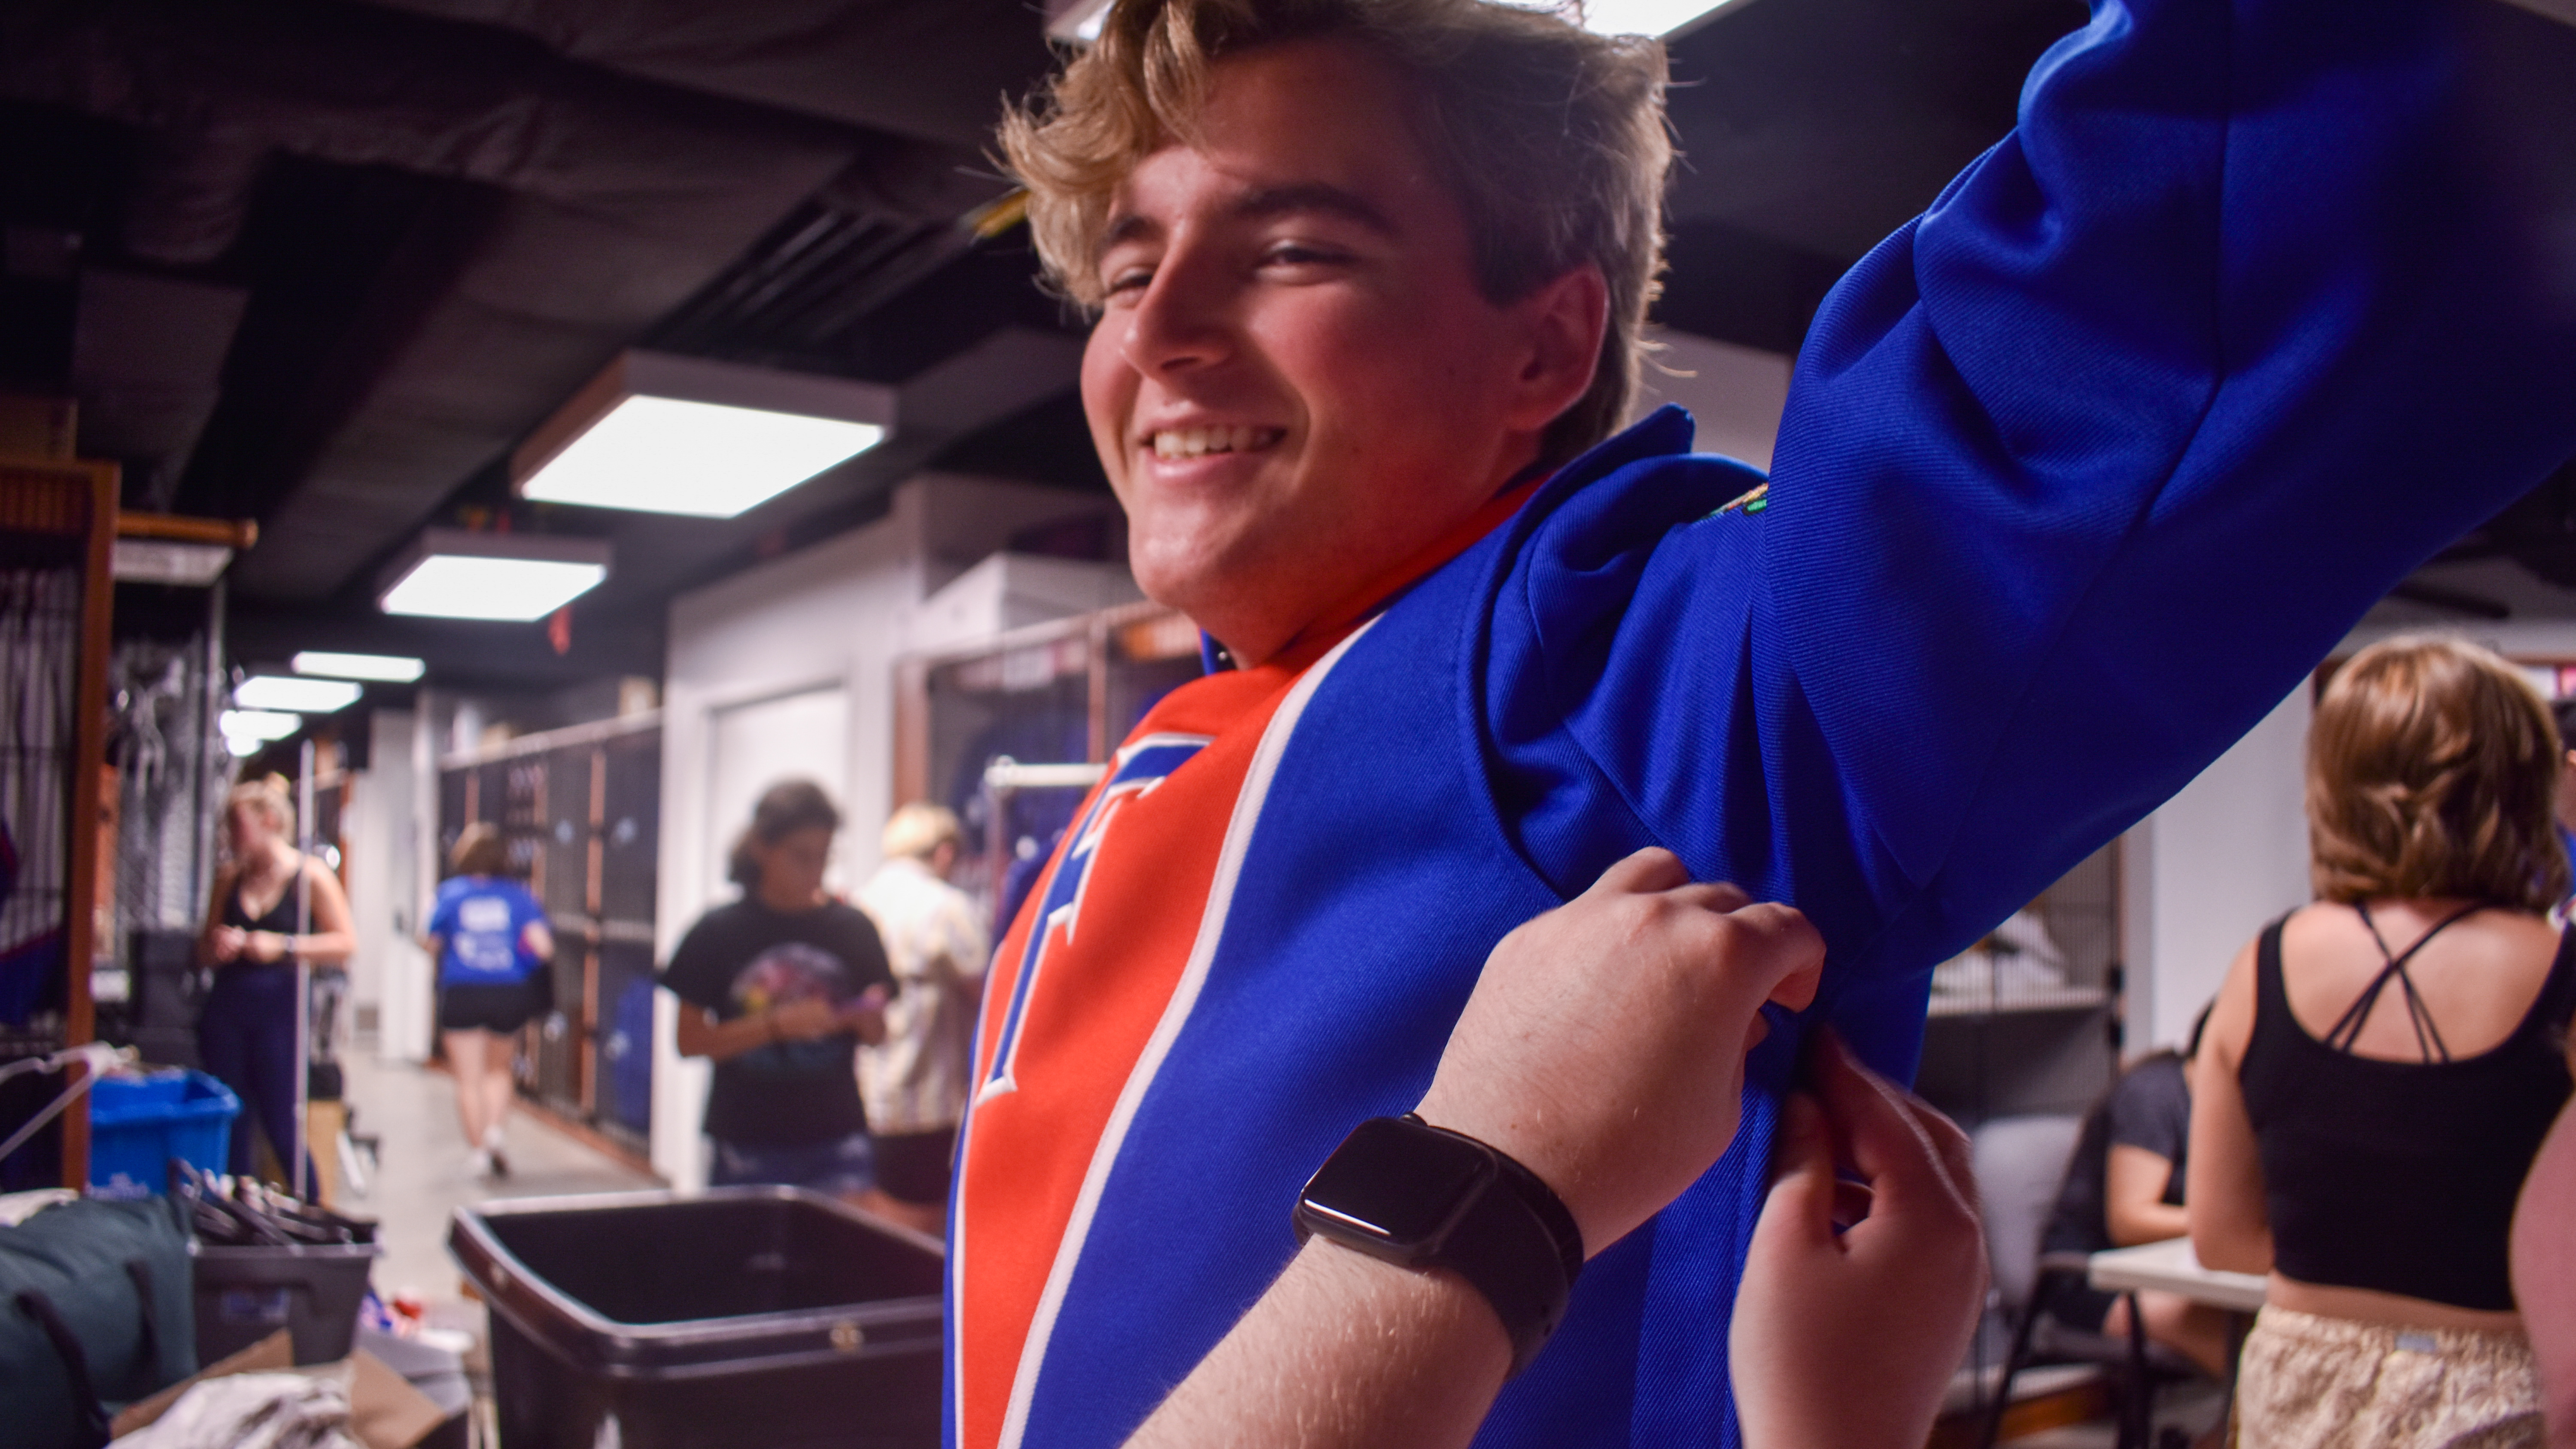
[2189,637,2574,1449]
[194,777,355,1193]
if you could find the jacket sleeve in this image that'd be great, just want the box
[1490,0,2576,1066]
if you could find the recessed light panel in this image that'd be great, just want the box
[512,352,896,519]
[1499,0,1742,37]
[518,396,884,518]
[1045,0,1111,40]
[221,709,301,755]
[292,651,426,682]
[380,555,608,621]
[220,709,302,741]
[235,676,362,713]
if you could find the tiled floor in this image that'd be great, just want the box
[338,1050,656,1319]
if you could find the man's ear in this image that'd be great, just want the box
[1503,264,1610,434]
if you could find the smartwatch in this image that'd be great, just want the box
[1293,1114,1584,1376]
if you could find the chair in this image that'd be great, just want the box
[1970,1114,2196,1449]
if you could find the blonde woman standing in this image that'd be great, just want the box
[195,777,353,1192]
[2192,637,2576,1446]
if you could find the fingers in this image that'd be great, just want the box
[1589,846,1691,896]
[1671,880,1753,914]
[1892,1086,1978,1220]
[1809,1030,1974,1223]
[1755,1092,1841,1254]
[1729,904,1824,1014]
[1704,902,1825,1028]
[1577,851,1822,1020]
[1591,848,1753,915]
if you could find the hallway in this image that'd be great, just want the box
[339,1051,657,1321]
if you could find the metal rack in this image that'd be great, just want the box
[0,458,118,1188]
[1916,840,2123,1127]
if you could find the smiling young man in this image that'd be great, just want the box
[943,1,2576,1447]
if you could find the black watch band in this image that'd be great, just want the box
[1292,1114,1585,1376]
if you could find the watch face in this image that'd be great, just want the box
[1300,1117,1494,1250]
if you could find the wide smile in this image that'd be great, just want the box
[1148,425,1285,461]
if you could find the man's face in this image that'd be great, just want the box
[1081,40,1600,664]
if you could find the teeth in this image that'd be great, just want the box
[1151,426,1278,460]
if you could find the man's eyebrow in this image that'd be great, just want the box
[1098,211,1158,261]
[1092,182,1398,270]
[1229,183,1398,236]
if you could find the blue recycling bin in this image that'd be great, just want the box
[88,1069,239,1197]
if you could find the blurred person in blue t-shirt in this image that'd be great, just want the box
[422,823,553,1179]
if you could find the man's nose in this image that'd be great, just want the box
[1119,257,1232,377]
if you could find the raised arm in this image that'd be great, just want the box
[1496,0,2576,1066]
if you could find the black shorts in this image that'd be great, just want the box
[871,1127,958,1207]
[439,981,543,1034]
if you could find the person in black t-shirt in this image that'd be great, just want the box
[2039,1008,2228,1377]
[659,780,892,1196]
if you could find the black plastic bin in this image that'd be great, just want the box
[449,1188,945,1449]
[193,1240,380,1365]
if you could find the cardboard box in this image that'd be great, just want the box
[111,1329,451,1449]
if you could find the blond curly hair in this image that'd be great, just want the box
[999,0,1673,467]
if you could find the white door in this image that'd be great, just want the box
[705,684,851,903]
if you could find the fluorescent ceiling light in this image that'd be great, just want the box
[383,558,606,621]
[1579,0,1738,36]
[219,709,302,741]
[235,675,362,713]
[1046,0,1111,40]
[1499,0,1744,37]
[224,735,267,758]
[293,650,425,683]
[377,528,611,622]
[111,539,232,586]
[513,352,896,519]
[1051,0,1738,43]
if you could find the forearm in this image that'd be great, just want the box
[676,1006,783,1063]
[2108,1200,2190,1248]
[1124,1240,1510,1449]
[286,930,355,965]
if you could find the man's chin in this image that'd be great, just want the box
[1130,558,1302,665]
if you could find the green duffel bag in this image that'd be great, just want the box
[0,1195,195,1449]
